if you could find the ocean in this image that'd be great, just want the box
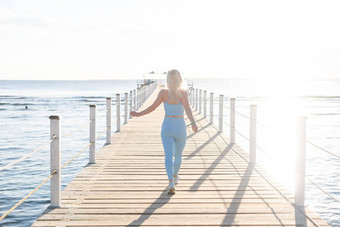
[0,79,339,226]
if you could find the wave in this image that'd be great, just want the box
[0,95,29,99]
[305,95,340,99]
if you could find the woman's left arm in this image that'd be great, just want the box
[130,89,164,117]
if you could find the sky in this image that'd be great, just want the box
[0,0,340,80]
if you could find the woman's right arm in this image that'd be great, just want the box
[130,89,164,117]
[181,90,198,132]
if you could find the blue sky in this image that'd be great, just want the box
[0,0,340,80]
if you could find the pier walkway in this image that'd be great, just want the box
[33,86,329,226]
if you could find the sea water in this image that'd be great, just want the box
[0,79,339,226]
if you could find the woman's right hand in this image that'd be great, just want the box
[130,111,139,117]
[192,124,198,132]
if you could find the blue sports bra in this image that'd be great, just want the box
[163,90,184,116]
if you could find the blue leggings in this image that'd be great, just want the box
[161,117,187,180]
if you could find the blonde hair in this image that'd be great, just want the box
[166,69,183,99]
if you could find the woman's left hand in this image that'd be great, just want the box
[192,124,198,132]
[130,111,139,117]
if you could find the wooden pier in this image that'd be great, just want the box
[32,85,329,226]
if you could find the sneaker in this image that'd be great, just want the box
[167,181,175,194]
[174,175,180,185]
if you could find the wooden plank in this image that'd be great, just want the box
[32,85,329,227]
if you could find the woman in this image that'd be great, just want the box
[130,69,198,194]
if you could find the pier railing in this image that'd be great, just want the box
[0,81,157,221]
[188,86,340,220]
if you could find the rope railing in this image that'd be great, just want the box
[96,126,109,140]
[305,175,340,204]
[255,144,276,159]
[0,81,158,222]
[234,127,251,142]
[191,84,338,214]
[0,170,57,221]
[0,136,55,172]
[62,142,93,169]
[96,108,109,119]
[255,119,273,130]
[222,104,231,110]
[61,119,93,138]
[222,120,231,127]
[235,109,251,120]
[306,139,340,160]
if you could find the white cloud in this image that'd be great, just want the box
[0,0,340,80]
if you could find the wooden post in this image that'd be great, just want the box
[230,98,235,144]
[199,89,202,114]
[116,94,121,132]
[89,105,96,164]
[129,90,132,118]
[142,86,145,104]
[210,92,214,124]
[191,88,194,107]
[195,89,198,111]
[250,105,257,164]
[106,98,111,145]
[124,93,128,124]
[136,88,139,110]
[295,116,307,206]
[49,115,61,207]
[138,88,141,109]
[219,95,223,132]
[203,90,207,118]
[148,84,150,98]
[192,88,194,107]
[133,89,136,111]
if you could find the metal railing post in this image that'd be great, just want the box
[49,115,61,207]
[203,90,207,118]
[250,105,257,164]
[89,105,96,164]
[230,98,235,144]
[124,93,128,124]
[199,89,202,114]
[129,90,132,118]
[106,98,111,145]
[295,116,307,206]
[219,95,223,132]
[116,94,121,132]
[210,92,214,124]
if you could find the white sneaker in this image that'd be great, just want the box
[174,176,180,185]
[167,181,175,194]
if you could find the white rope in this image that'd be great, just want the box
[222,104,231,110]
[306,140,340,160]
[0,170,57,221]
[61,119,93,138]
[62,142,93,169]
[235,110,251,120]
[222,120,231,127]
[0,137,55,172]
[97,108,109,119]
[306,175,340,204]
[234,128,250,142]
[96,126,109,140]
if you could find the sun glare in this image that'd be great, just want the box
[252,79,309,192]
